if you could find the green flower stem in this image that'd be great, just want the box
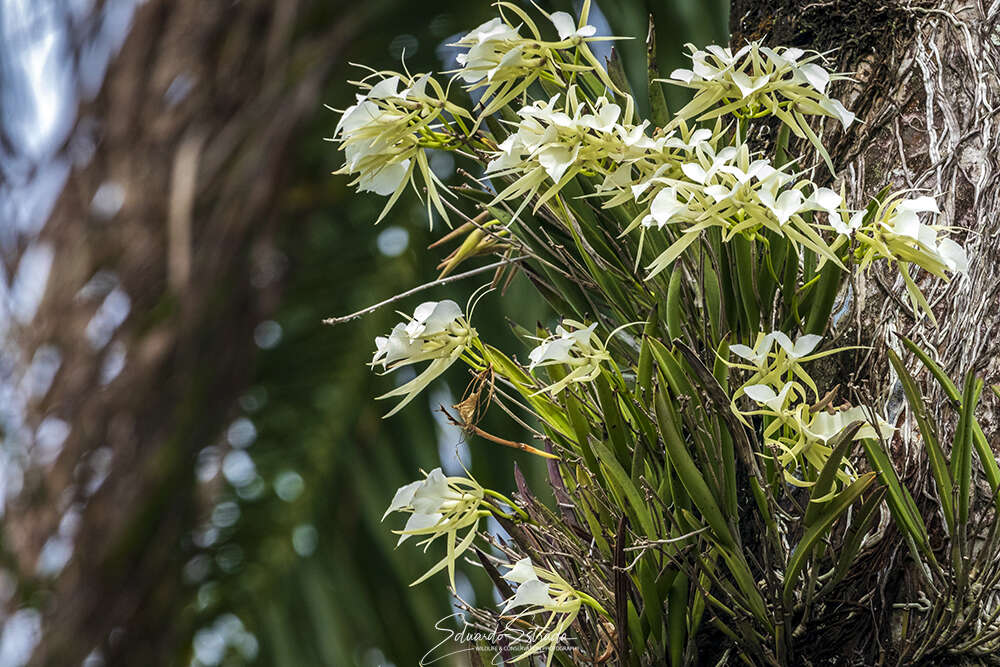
[484,490,530,521]
[577,592,612,619]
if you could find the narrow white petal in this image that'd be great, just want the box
[383,480,423,519]
[503,557,540,584]
[503,579,553,612]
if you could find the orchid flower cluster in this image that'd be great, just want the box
[486,91,642,214]
[371,300,479,417]
[331,70,481,223]
[526,320,610,396]
[845,194,969,321]
[624,141,845,277]
[383,467,500,587]
[731,332,893,484]
[451,2,617,119]
[667,43,855,168]
[500,557,608,665]
[332,3,986,663]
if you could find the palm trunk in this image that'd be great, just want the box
[732,1,1000,659]
[2,2,360,664]
[731,1,1000,429]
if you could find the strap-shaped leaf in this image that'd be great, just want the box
[887,348,954,533]
[901,336,999,497]
[654,387,735,549]
[592,439,657,538]
[862,437,931,555]
[953,372,984,526]
[804,421,863,526]
[823,487,886,594]
[783,473,875,608]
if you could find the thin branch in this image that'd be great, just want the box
[322,256,527,325]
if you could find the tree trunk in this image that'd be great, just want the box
[731,0,1000,659]
[730,0,1000,426]
[1,2,361,664]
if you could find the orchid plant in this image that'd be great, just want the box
[330,3,998,665]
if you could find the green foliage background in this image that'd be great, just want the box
[191,2,727,664]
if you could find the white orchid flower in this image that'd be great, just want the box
[803,407,894,445]
[488,90,655,210]
[333,71,470,223]
[371,300,477,417]
[646,187,688,228]
[664,41,854,170]
[504,578,554,611]
[830,209,866,237]
[803,187,843,216]
[454,17,523,84]
[853,193,970,320]
[404,300,465,338]
[450,6,618,119]
[730,332,778,369]
[758,188,804,226]
[383,468,491,588]
[771,332,823,360]
[527,321,611,395]
[744,383,793,412]
[498,557,606,667]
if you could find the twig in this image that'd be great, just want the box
[322,256,527,325]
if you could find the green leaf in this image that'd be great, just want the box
[596,373,631,467]
[638,559,665,645]
[783,473,875,608]
[731,235,760,333]
[666,265,684,341]
[804,422,863,526]
[646,17,670,129]
[901,336,1000,497]
[654,388,735,548]
[637,306,659,398]
[804,259,843,335]
[592,439,657,538]
[667,572,688,667]
[862,437,931,554]
[953,372,984,526]
[887,348,954,533]
[824,487,886,593]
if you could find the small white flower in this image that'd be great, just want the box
[758,188,804,226]
[527,321,610,395]
[454,18,523,84]
[497,557,595,666]
[889,196,940,239]
[371,300,477,417]
[647,187,687,228]
[404,300,464,338]
[792,62,831,95]
[730,332,777,368]
[503,557,541,584]
[803,407,894,444]
[503,579,554,612]
[383,468,488,587]
[938,238,969,274]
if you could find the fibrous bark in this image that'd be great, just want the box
[733,0,1000,660]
